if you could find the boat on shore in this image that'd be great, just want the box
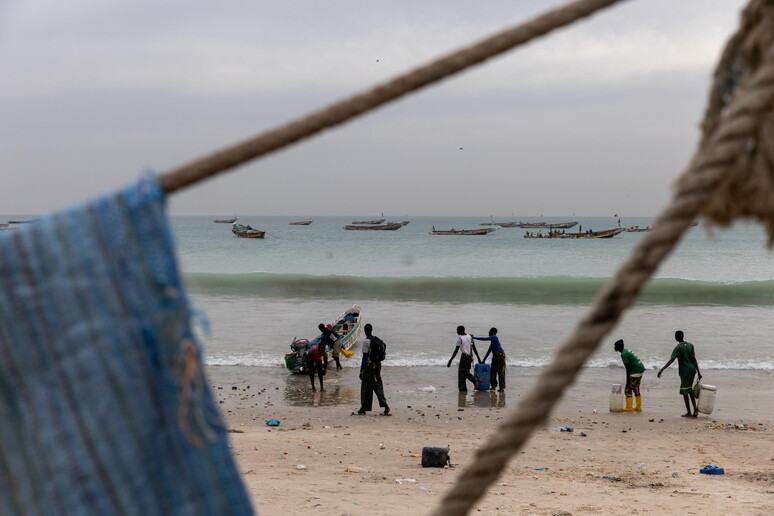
[430,227,496,235]
[351,218,385,225]
[343,221,406,230]
[284,305,362,374]
[214,216,238,223]
[231,222,265,238]
[289,218,313,226]
[524,228,624,239]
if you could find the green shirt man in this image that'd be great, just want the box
[614,339,645,412]
[658,330,702,417]
[620,349,645,375]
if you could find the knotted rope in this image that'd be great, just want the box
[160,0,625,193]
[432,1,774,514]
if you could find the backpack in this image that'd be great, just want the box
[369,335,386,363]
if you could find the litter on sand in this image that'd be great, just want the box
[419,386,437,393]
[700,463,725,475]
[395,478,417,484]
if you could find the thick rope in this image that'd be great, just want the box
[160,0,626,193]
[432,3,774,515]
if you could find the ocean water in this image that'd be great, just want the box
[164,215,774,375]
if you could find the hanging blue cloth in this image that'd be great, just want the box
[0,175,254,515]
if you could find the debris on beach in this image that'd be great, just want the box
[703,422,761,431]
[394,478,417,484]
[344,466,370,473]
[418,386,437,393]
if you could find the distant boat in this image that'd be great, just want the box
[343,222,405,230]
[0,223,8,230]
[8,219,35,224]
[289,218,313,226]
[430,227,496,235]
[513,221,577,229]
[524,228,624,239]
[214,215,237,223]
[231,222,265,238]
[350,218,386,225]
[624,225,652,232]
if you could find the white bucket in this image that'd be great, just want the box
[609,384,624,412]
[697,383,716,415]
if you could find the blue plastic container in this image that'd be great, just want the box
[699,463,724,475]
[474,363,491,391]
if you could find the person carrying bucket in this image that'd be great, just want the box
[614,339,645,412]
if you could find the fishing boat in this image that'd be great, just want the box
[514,221,577,229]
[214,216,237,223]
[430,227,496,235]
[284,305,363,374]
[343,222,405,230]
[524,228,624,239]
[624,225,652,232]
[289,218,313,226]
[8,219,35,224]
[231,222,265,238]
[350,218,386,225]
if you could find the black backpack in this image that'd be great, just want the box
[369,335,386,363]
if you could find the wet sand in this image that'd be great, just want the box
[211,366,773,515]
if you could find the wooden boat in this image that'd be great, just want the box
[284,305,362,374]
[8,219,35,224]
[214,216,237,223]
[495,221,518,228]
[624,225,652,232]
[430,227,496,235]
[289,218,313,225]
[514,221,577,229]
[343,222,404,230]
[524,228,624,239]
[350,218,385,225]
[231,222,265,238]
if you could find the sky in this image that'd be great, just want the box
[0,0,750,217]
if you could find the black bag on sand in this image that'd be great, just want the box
[421,447,451,468]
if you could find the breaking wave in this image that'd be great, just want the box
[186,273,774,306]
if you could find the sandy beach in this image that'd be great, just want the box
[211,366,773,515]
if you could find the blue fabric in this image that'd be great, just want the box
[0,175,254,516]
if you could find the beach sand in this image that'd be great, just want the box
[212,367,773,515]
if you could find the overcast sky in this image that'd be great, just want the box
[1,0,749,217]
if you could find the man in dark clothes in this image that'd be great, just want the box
[318,323,340,369]
[352,323,390,416]
[472,327,506,391]
[306,342,327,392]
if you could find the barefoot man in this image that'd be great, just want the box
[658,330,702,417]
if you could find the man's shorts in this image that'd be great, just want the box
[679,373,696,395]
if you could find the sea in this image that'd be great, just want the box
[164,215,774,374]
[4,214,772,413]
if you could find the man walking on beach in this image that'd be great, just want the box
[658,330,702,417]
[472,328,506,391]
[352,323,390,416]
[447,325,481,392]
[614,339,645,412]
